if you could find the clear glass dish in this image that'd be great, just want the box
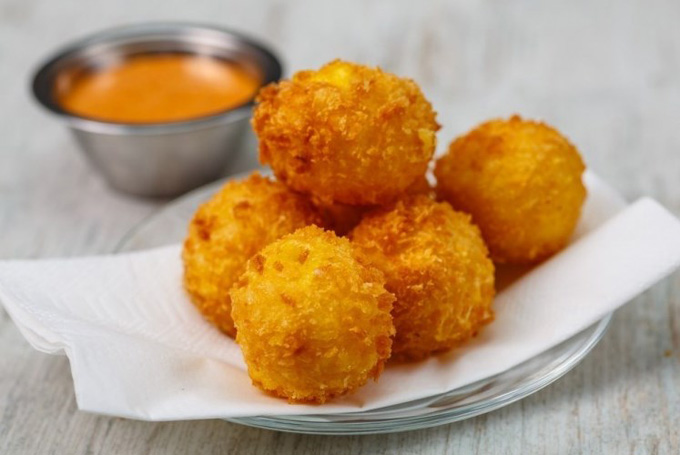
[115,176,612,435]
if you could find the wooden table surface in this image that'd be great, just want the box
[1,0,679,453]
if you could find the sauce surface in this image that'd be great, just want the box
[57,54,260,123]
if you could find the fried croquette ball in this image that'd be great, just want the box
[350,195,495,361]
[316,175,434,236]
[316,202,371,237]
[230,226,395,403]
[182,173,322,337]
[434,115,587,264]
[405,174,436,199]
[252,59,440,205]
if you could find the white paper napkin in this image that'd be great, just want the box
[1,173,680,421]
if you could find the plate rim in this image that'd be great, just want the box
[224,314,611,435]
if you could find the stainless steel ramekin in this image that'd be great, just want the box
[32,23,282,197]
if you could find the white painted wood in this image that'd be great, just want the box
[1,0,679,452]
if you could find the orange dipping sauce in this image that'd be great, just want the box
[56,53,261,123]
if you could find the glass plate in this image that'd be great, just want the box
[115,175,612,435]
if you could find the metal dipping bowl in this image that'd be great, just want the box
[32,23,282,197]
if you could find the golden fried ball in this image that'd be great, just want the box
[350,195,495,361]
[315,175,435,236]
[230,226,395,403]
[316,202,371,237]
[404,174,436,199]
[434,115,587,264]
[182,173,322,337]
[252,59,440,206]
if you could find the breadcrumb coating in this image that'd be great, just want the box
[316,202,370,237]
[350,195,495,360]
[316,174,436,236]
[434,115,587,264]
[252,60,440,205]
[182,173,322,336]
[404,174,436,199]
[230,226,395,403]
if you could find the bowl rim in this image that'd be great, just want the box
[31,22,283,135]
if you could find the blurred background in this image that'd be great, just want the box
[2,0,679,256]
[1,0,679,453]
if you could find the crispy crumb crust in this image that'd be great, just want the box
[434,115,587,264]
[351,195,495,361]
[182,173,322,336]
[252,60,440,205]
[230,226,395,403]
[314,174,436,237]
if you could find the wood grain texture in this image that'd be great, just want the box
[0,0,679,453]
